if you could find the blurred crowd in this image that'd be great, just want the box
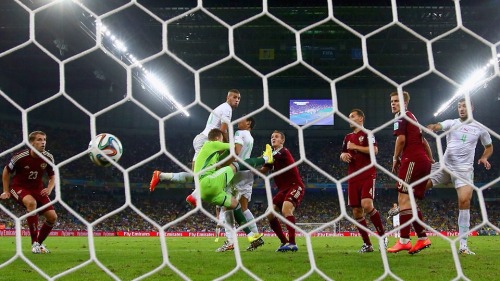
[0,122,498,235]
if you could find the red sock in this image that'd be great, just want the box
[38,222,54,244]
[285,216,296,245]
[27,215,39,244]
[356,218,371,245]
[399,208,413,239]
[367,208,385,236]
[269,217,288,244]
[412,207,427,238]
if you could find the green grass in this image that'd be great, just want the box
[0,236,497,280]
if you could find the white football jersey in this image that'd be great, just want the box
[234,129,254,160]
[201,102,232,137]
[440,119,492,169]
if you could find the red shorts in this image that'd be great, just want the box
[396,157,431,200]
[9,186,54,214]
[348,177,376,207]
[273,184,305,209]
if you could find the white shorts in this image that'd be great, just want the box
[192,133,208,161]
[392,215,400,227]
[430,162,474,189]
[230,170,254,201]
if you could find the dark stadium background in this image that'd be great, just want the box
[0,0,498,233]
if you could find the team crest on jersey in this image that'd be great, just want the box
[358,136,364,143]
[393,121,399,130]
[41,163,47,169]
[24,166,29,169]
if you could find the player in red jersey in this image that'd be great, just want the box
[340,109,387,253]
[260,130,305,252]
[1,131,57,254]
[387,91,434,254]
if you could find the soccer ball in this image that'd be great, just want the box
[88,133,123,167]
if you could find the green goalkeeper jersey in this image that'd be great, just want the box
[193,141,230,177]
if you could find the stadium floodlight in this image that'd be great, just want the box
[98,24,189,116]
[433,57,497,117]
[145,73,190,116]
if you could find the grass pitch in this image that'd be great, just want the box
[0,236,497,280]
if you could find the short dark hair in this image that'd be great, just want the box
[208,128,223,140]
[246,116,256,129]
[273,130,285,141]
[350,108,365,120]
[29,131,46,142]
[458,97,473,107]
[390,91,410,103]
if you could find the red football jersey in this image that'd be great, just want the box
[6,148,55,190]
[393,111,429,160]
[342,130,377,182]
[265,147,304,191]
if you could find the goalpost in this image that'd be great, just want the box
[0,0,498,280]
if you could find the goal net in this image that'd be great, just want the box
[0,0,498,280]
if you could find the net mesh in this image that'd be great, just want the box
[0,0,498,280]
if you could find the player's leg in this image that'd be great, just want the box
[38,208,56,253]
[352,206,373,253]
[267,202,289,251]
[387,192,413,253]
[277,200,298,252]
[407,159,432,254]
[349,183,373,252]
[456,184,474,254]
[150,171,193,191]
[18,191,40,253]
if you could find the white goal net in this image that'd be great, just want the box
[0,0,498,280]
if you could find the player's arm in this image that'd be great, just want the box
[478,143,493,170]
[347,142,378,155]
[1,166,11,199]
[46,174,56,195]
[426,123,442,132]
[392,134,405,173]
[422,137,435,163]
[219,122,229,143]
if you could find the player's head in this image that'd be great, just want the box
[28,131,47,153]
[390,91,410,114]
[237,116,255,130]
[271,130,285,149]
[457,98,473,120]
[226,89,241,109]
[348,109,365,130]
[208,128,224,141]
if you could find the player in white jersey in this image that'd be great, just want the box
[149,89,241,206]
[388,203,400,238]
[426,98,493,255]
[217,116,264,251]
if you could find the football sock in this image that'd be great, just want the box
[232,203,252,235]
[399,208,412,241]
[458,209,470,249]
[224,210,236,244]
[164,172,193,183]
[38,221,54,244]
[285,215,296,245]
[356,217,371,245]
[269,217,288,244]
[367,208,385,236]
[27,215,39,244]
[412,207,427,238]
[243,209,259,234]
[238,158,265,171]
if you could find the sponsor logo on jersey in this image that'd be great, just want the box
[358,136,364,143]
[41,163,47,169]
[393,121,399,130]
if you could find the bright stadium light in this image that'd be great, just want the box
[433,57,498,117]
[97,24,189,116]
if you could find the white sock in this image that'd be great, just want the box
[225,210,235,244]
[400,238,411,244]
[167,172,193,183]
[243,209,259,234]
[458,209,470,249]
